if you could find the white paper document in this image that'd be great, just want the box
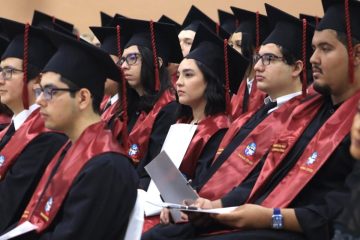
[147,201,238,214]
[144,123,197,216]
[0,221,38,240]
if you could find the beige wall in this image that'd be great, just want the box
[0,0,323,34]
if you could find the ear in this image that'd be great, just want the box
[353,43,360,66]
[158,57,163,68]
[291,60,304,78]
[77,88,92,111]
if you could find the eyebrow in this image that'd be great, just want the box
[312,42,333,48]
[42,84,58,89]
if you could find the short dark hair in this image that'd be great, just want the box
[59,76,102,115]
[177,59,226,119]
[335,31,360,48]
[240,33,256,80]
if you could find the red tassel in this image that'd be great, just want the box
[224,39,231,114]
[216,22,220,36]
[345,0,355,84]
[149,20,160,91]
[301,19,308,97]
[315,16,319,28]
[116,25,129,149]
[255,11,260,53]
[22,23,30,110]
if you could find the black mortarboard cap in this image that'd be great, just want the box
[263,4,314,60]
[158,15,182,34]
[1,18,56,80]
[32,10,74,32]
[42,28,120,100]
[115,17,183,64]
[218,10,236,34]
[182,5,229,39]
[90,26,119,56]
[231,6,270,49]
[187,24,249,95]
[317,0,360,40]
[0,21,9,56]
[100,11,113,27]
[299,13,322,27]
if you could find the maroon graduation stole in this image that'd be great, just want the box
[101,100,119,123]
[0,114,11,126]
[199,94,306,200]
[230,79,265,121]
[248,90,360,208]
[19,121,123,232]
[0,109,49,180]
[127,90,175,164]
[179,114,230,179]
[100,95,110,111]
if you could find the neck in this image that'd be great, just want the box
[268,79,302,100]
[66,112,101,142]
[9,99,35,116]
[331,76,360,105]
[190,100,206,124]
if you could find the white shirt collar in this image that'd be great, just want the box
[246,78,254,94]
[12,104,40,130]
[110,94,119,105]
[264,91,302,114]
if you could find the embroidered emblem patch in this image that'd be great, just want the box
[244,142,257,156]
[0,155,5,167]
[306,151,318,166]
[45,197,53,213]
[128,144,140,159]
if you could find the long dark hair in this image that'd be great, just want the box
[119,45,174,116]
[177,59,226,120]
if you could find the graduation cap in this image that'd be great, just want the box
[0,21,9,56]
[1,18,56,109]
[263,4,315,96]
[299,13,322,27]
[231,6,270,50]
[100,11,113,27]
[32,10,74,32]
[187,24,249,112]
[317,0,360,83]
[41,28,121,102]
[218,9,236,34]
[90,26,120,57]
[182,5,229,39]
[158,15,181,34]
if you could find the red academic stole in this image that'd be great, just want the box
[142,114,230,233]
[0,109,49,180]
[127,90,175,164]
[179,114,230,179]
[248,90,360,208]
[0,114,11,126]
[19,121,123,232]
[230,79,265,121]
[101,100,119,123]
[199,94,307,200]
[100,95,110,111]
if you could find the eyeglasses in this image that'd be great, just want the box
[117,53,141,66]
[34,84,79,101]
[253,53,285,66]
[0,67,23,80]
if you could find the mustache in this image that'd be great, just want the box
[312,65,323,74]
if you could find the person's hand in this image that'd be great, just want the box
[211,204,272,229]
[185,198,217,226]
[160,208,171,225]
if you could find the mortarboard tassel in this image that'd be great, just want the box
[255,11,260,53]
[149,20,160,91]
[116,25,129,149]
[216,22,220,36]
[345,0,355,84]
[22,23,30,110]
[224,39,231,114]
[301,19,308,97]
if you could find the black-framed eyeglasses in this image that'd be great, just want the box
[117,53,141,66]
[253,53,285,66]
[34,84,79,101]
[0,66,23,80]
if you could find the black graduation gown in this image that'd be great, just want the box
[0,132,68,233]
[136,101,179,190]
[14,152,138,240]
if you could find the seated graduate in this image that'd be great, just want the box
[229,7,270,118]
[113,17,183,189]
[0,19,68,233]
[173,0,360,239]
[14,28,138,239]
[333,100,360,239]
[142,4,314,238]
[142,24,249,232]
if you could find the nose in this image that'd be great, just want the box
[253,58,264,72]
[35,91,47,107]
[120,60,129,70]
[310,49,319,66]
[175,74,183,87]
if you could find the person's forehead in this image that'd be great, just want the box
[123,45,140,54]
[178,30,196,39]
[259,43,281,55]
[40,72,63,86]
[312,29,338,45]
[0,57,23,68]
[178,58,197,70]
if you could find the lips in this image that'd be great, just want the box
[177,90,185,96]
[255,75,264,81]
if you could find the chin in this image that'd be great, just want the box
[313,81,331,96]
